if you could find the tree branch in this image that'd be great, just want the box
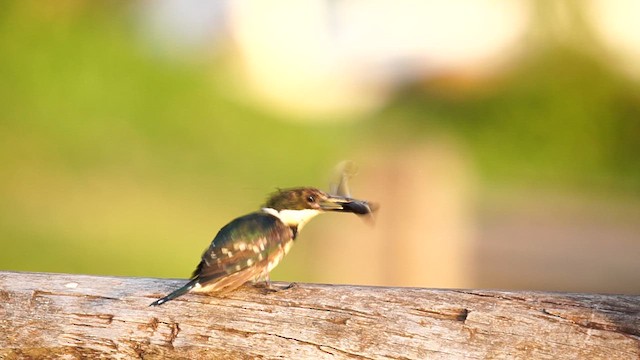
[0,271,638,359]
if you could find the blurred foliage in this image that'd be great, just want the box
[378,49,640,194]
[0,2,354,277]
[1,1,639,279]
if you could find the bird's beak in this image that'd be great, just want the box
[319,195,378,215]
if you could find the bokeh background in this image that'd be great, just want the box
[2,0,639,294]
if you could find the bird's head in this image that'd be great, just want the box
[262,187,376,229]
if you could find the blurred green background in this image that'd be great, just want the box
[1,1,639,294]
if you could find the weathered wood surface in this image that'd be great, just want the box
[0,271,638,359]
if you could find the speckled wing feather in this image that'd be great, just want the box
[190,212,294,293]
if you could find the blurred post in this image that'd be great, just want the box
[309,140,475,288]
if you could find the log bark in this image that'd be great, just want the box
[0,271,638,359]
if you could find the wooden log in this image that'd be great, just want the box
[0,271,638,359]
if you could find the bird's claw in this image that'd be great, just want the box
[253,282,296,294]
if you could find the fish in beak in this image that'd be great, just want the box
[319,194,379,221]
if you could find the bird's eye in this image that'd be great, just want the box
[306,195,315,203]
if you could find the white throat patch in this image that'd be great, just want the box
[262,207,320,230]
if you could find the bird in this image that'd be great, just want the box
[150,187,376,306]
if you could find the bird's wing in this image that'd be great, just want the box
[330,160,357,197]
[190,212,293,293]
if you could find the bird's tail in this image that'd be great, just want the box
[149,279,198,306]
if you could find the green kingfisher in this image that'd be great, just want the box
[150,187,376,306]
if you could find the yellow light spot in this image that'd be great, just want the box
[246,259,254,266]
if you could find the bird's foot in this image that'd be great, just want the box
[281,282,297,290]
[253,282,296,294]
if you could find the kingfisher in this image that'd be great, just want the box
[150,187,376,306]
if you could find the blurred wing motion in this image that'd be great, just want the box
[330,161,379,223]
[150,212,293,306]
[330,160,358,198]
